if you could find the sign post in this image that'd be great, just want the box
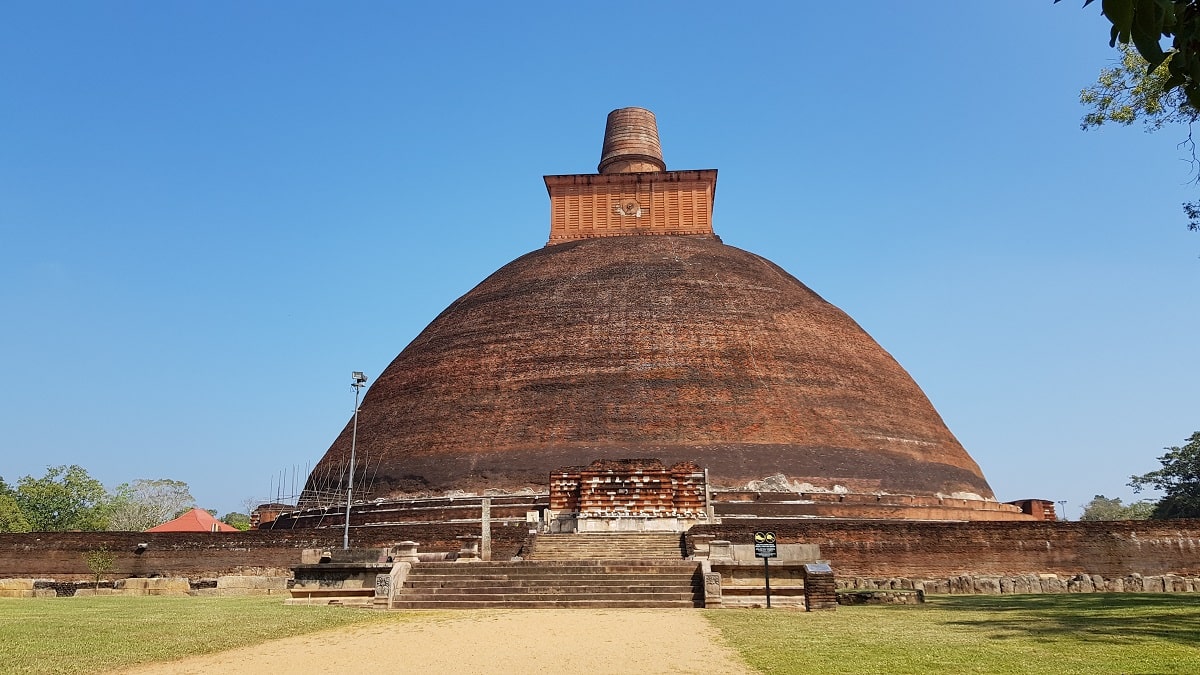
[753,531,777,608]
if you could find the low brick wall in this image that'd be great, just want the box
[8,519,1197,589]
[0,524,530,581]
[689,520,1200,579]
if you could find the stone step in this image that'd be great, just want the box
[528,547,686,552]
[533,536,678,538]
[535,534,681,538]
[391,555,702,610]
[528,550,681,554]
[410,566,696,578]
[405,570,691,580]
[405,578,695,588]
[417,562,696,569]
[418,559,693,566]
[537,530,686,535]
[528,545,681,549]
[531,536,681,542]
[528,547,681,552]
[531,534,681,541]
[532,539,679,542]
[398,591,697,602]
[529,547,682,551]
[527,553,682,558]
[410,572,697,581]
[415,563,698,573]
[417,559,700,569]
[390,599,697,609]
[407,576,697,587]
[531,540,678,543]
[403,581,696,590]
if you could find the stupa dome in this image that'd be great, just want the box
[302,108,998,509]
[305,237,994,501]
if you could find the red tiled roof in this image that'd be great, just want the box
[145,507,239,532]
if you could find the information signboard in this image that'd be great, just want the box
[754,530,777,558]
[753,531,778,607]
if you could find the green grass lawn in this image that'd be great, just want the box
[0,596,432,674]
[706,594,1200,675]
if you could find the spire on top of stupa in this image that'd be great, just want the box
[597,107,666,174]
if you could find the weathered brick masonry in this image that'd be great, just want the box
[690,520,1200,578]
[6,520,1196,583]
[0,525,528,580]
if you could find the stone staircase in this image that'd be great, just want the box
[526,532,684,560]
[390,559,702,609]
[387,533,699,609]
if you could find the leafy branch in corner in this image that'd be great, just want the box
[1061,0,1200,231]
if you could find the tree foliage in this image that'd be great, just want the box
[83,546,116,589]
[107,478,195,531]
[1130,431,1200,518]
[0,477,32,533]
[0,495,31,533]
[1064,0,1200,230]
[220,512,251,531]
[1078,494,1156,519]
[1080,44,1199,130]
[1060,0,1200,107]
[14,465,110,531]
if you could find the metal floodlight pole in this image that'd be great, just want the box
[343,371,367,550]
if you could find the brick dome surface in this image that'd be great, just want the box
[306,235,995,501]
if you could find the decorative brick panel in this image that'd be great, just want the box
[545,171,716,244]
[550,459,707,517]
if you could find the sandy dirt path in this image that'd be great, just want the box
[115,609,754,675]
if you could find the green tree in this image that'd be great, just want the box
[220,512,251,531]
[0,483,31,534]
[0,495,31,532]
[107,478,195,531]
[1078,494,1156,519]
[1130,431,1200,518]
[14,465,111,531]
[83,546,116,589]
[0,477,30,532]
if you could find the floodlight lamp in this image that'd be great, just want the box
[352,371,367,385]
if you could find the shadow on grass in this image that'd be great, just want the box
[931,594,1200,648]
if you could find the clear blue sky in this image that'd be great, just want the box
[2,3,1196,519]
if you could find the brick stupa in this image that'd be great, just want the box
[301,108,1025,521]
